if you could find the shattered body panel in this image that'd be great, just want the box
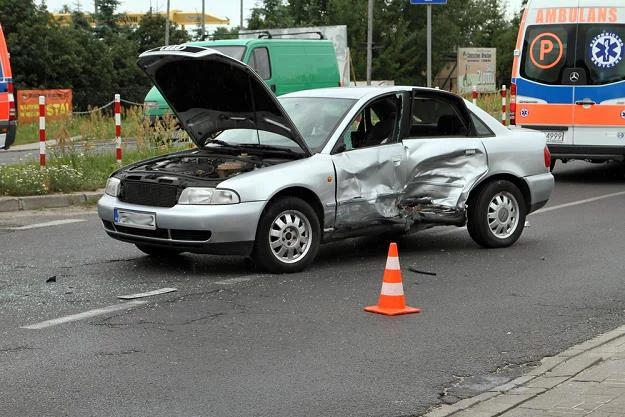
[330,138,487,234]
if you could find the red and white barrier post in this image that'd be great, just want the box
[501,85,507,126]
[472,85,478,106]
[114,94,122,163]
[39,95,46,169]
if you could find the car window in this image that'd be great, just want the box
[210,97,355,154]
[334,95,402,152]
[248,47,271,80]
[469,112,495,137]
[208,46,246,61]
[279,97,355,153]
[409,96,469,137]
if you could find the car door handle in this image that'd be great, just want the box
[392,156,401,166]
[465,148,477,156]
[575,99,596,106]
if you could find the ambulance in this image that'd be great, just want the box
[0,22,16,150]
[511,0,625,169]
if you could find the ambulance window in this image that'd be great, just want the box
[579,24,625,85]
[521,25,574,85]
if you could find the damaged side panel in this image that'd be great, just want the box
[398,138,488,227]
[332,143,406,231]
[330,138,488,233]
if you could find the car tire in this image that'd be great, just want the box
[253,197,320,273]
[467,180,526,248]
[135,244,183,257]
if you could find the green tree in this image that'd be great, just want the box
[132,12,190,52]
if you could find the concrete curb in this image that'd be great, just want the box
[422,325,625,417]
[0,191,103,212]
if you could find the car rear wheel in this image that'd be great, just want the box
[467,180,526,248]
[254,197,320,273]
[135,244,183,257]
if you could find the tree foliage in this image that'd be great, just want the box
[0,0,521,112]
[248,0,520,86]
[0,0,190,110]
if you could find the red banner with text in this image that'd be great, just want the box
[17,89,72,123]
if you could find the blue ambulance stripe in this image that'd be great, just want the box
[515,78,625,104]
[0,76,10,93]
[515,78,573,104]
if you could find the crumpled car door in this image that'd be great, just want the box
[332,142,407,231]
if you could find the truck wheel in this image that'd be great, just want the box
[253,197,320,273]
[467,180,526,248]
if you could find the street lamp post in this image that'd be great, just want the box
[366,0,373,85]
[165,0,170,45]
[201,0,205,40]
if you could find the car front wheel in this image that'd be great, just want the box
[467,180,526,248]
[254,197,320,273]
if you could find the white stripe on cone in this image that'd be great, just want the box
[381,282,405,296]
[385,256,400,270]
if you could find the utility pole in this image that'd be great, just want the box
[201,0,205,40]
[427,4,432,87]
[165,0,170,45]
[240,0,244,28]
[366,0,373,85]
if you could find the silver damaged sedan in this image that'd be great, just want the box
[97,45,554,273]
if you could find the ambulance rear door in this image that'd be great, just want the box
[572,1,625,154]
[517,0,579,147]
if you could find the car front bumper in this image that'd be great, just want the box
[97,194,265,255]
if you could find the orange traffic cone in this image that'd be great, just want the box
[364,242,421,316]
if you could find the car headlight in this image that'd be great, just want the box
[105,177,121,197]
[178,187,240,205]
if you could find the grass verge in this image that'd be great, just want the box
[3,106,185,196]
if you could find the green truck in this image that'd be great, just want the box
[144,36,341,123]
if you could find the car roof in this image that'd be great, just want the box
[280,86,450,101]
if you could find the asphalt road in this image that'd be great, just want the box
[1,160,624,417]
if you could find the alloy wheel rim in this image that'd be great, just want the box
[268,210,312,264]
[487,191,519,239]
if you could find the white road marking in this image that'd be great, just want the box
[215,277,255,285]
[21,300,147,330]
[118,287,177,300]
[532,190,625,215]
[8,219,87,230]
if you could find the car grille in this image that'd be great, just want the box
[119,180,178,207]
[103,221,211,242]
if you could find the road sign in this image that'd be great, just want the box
[410,0,447,4]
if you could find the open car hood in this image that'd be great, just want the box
[137,45,311,155]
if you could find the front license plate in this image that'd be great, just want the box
[114,208,156,230]
[544,131,565,143]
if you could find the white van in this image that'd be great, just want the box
[510,0,625,169]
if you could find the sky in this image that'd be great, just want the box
[43,0,526,29]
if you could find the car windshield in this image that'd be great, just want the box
[210,97,356,154]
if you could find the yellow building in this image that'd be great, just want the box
[52,10,230,28]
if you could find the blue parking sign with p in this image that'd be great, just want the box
[410,0,448,4]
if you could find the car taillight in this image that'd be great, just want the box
[544,145,551,170]
[509,82,516,126]
[8,82,16,121]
